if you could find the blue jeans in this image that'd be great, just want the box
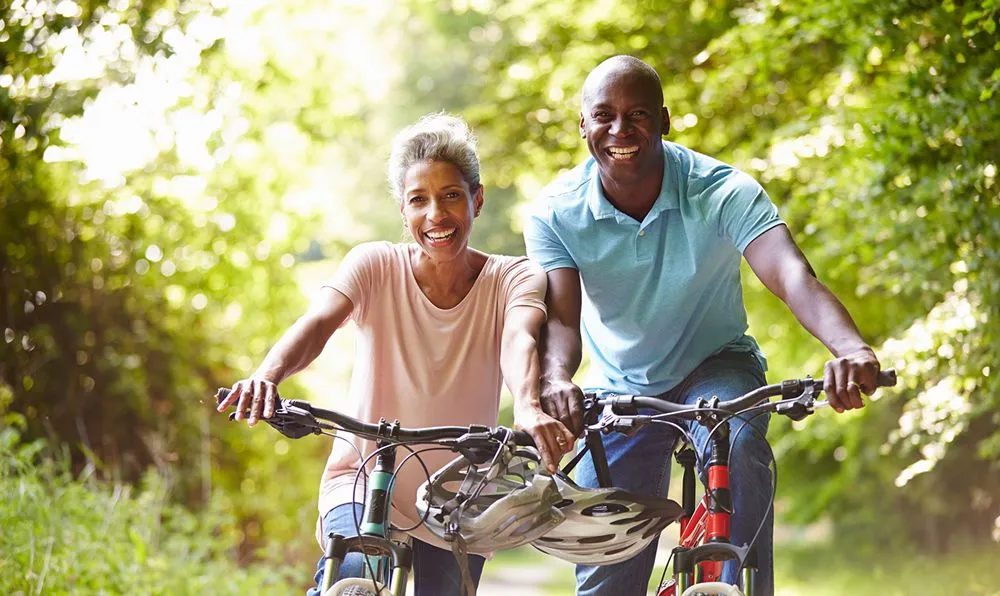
[575,350,773,596]
[306,503,486,596]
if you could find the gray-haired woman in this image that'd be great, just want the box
[217,114,574,595]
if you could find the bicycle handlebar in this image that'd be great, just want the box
[587,369,897,420]
[214,388,536,447]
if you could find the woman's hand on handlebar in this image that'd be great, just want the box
[216,376,279,427]
[823,346,881,413]
[514,405,576,474]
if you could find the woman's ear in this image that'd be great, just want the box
[473,186,484,217]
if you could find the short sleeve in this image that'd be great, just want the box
[320,242,387,323]
[714,172,784,253]
[523,206,578,272]
[499,257,547,318]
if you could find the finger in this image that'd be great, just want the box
[539,393,560,419]
[263,381,277,419]
[217,385,239,411]
[547,420,574,457]
[532,429,558,473]
[549,396,571,436]
[845,368,865,410]
[859,360,880,395]
[234,384,253,420]
[824,362,843,413]
[845,379,864,410]
[833,359,857,411]
[248,381,265,426]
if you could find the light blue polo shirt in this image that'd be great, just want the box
[524,141,784,395]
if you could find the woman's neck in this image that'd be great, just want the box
[409,246,487,309]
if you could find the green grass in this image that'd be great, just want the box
[773,540,1000,596]
[483,538,1000,596]
[0,432,296,595]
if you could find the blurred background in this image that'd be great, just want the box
[2,0,998,594]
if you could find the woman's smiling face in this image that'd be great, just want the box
[400,159,482,261]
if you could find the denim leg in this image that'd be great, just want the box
[306,502,375,596]
[412,539,486,596]
[674,351,773,596]
[574,406,679,595]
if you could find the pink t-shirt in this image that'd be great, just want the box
[316,242,547,551]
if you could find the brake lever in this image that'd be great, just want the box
[263,399,324,439]
[774,377,820,421]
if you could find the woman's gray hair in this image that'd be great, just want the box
[387,113,481,200]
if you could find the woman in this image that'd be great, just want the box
[217,114,575,595]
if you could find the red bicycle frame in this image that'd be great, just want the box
[657,421,753,596]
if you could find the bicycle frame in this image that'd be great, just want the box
[657,431,755,596]
[577,397,759,596]
[320,441,413,596]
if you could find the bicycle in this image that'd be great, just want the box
[556,369,898,596]
[214,388,538,596]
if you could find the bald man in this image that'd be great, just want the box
[523,56,881,595]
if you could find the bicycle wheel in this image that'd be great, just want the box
[322,577,391,596]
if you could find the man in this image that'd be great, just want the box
[523,55,881,596]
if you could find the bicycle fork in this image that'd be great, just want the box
[665,422,758,596]
[321,446,412,596]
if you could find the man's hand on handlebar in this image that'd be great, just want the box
[539,376,585,438]
[823,346,881,414]
[216,376,279,426]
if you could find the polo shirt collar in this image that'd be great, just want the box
[586,142,680,224]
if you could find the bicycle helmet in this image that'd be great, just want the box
[416,445,566,552]
[531,471,685,565]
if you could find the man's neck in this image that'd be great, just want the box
[599,158,665,223]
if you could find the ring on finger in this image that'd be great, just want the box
[847,381,861,392]
[556,436,567,446]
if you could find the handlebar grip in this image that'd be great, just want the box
[512,430,536,447]
[215,387,232,405]
[877,369,897,388]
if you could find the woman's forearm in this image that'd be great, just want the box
[253,312,335,384]
[502,329,543,412]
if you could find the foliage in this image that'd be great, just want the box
[1,0,327,569]
[2,0,998,585]
[428,0,1000,548]
[0,388,294,594]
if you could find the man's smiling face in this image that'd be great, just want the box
[580,67,668,190]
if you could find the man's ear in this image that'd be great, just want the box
[661,106,671,136]
[579,112,587,138]
[473,186,484,217]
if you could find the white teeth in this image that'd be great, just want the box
[608,146,639,160]
[426,229,456,240]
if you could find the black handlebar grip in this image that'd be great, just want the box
[512,430,536,447]
[215,387,232,405]
[877,369,897,388]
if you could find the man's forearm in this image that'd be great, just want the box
[781,270,871,357]
[539,320,583,383]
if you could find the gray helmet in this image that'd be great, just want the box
[530,471,685,565]
[416,445,566,552]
